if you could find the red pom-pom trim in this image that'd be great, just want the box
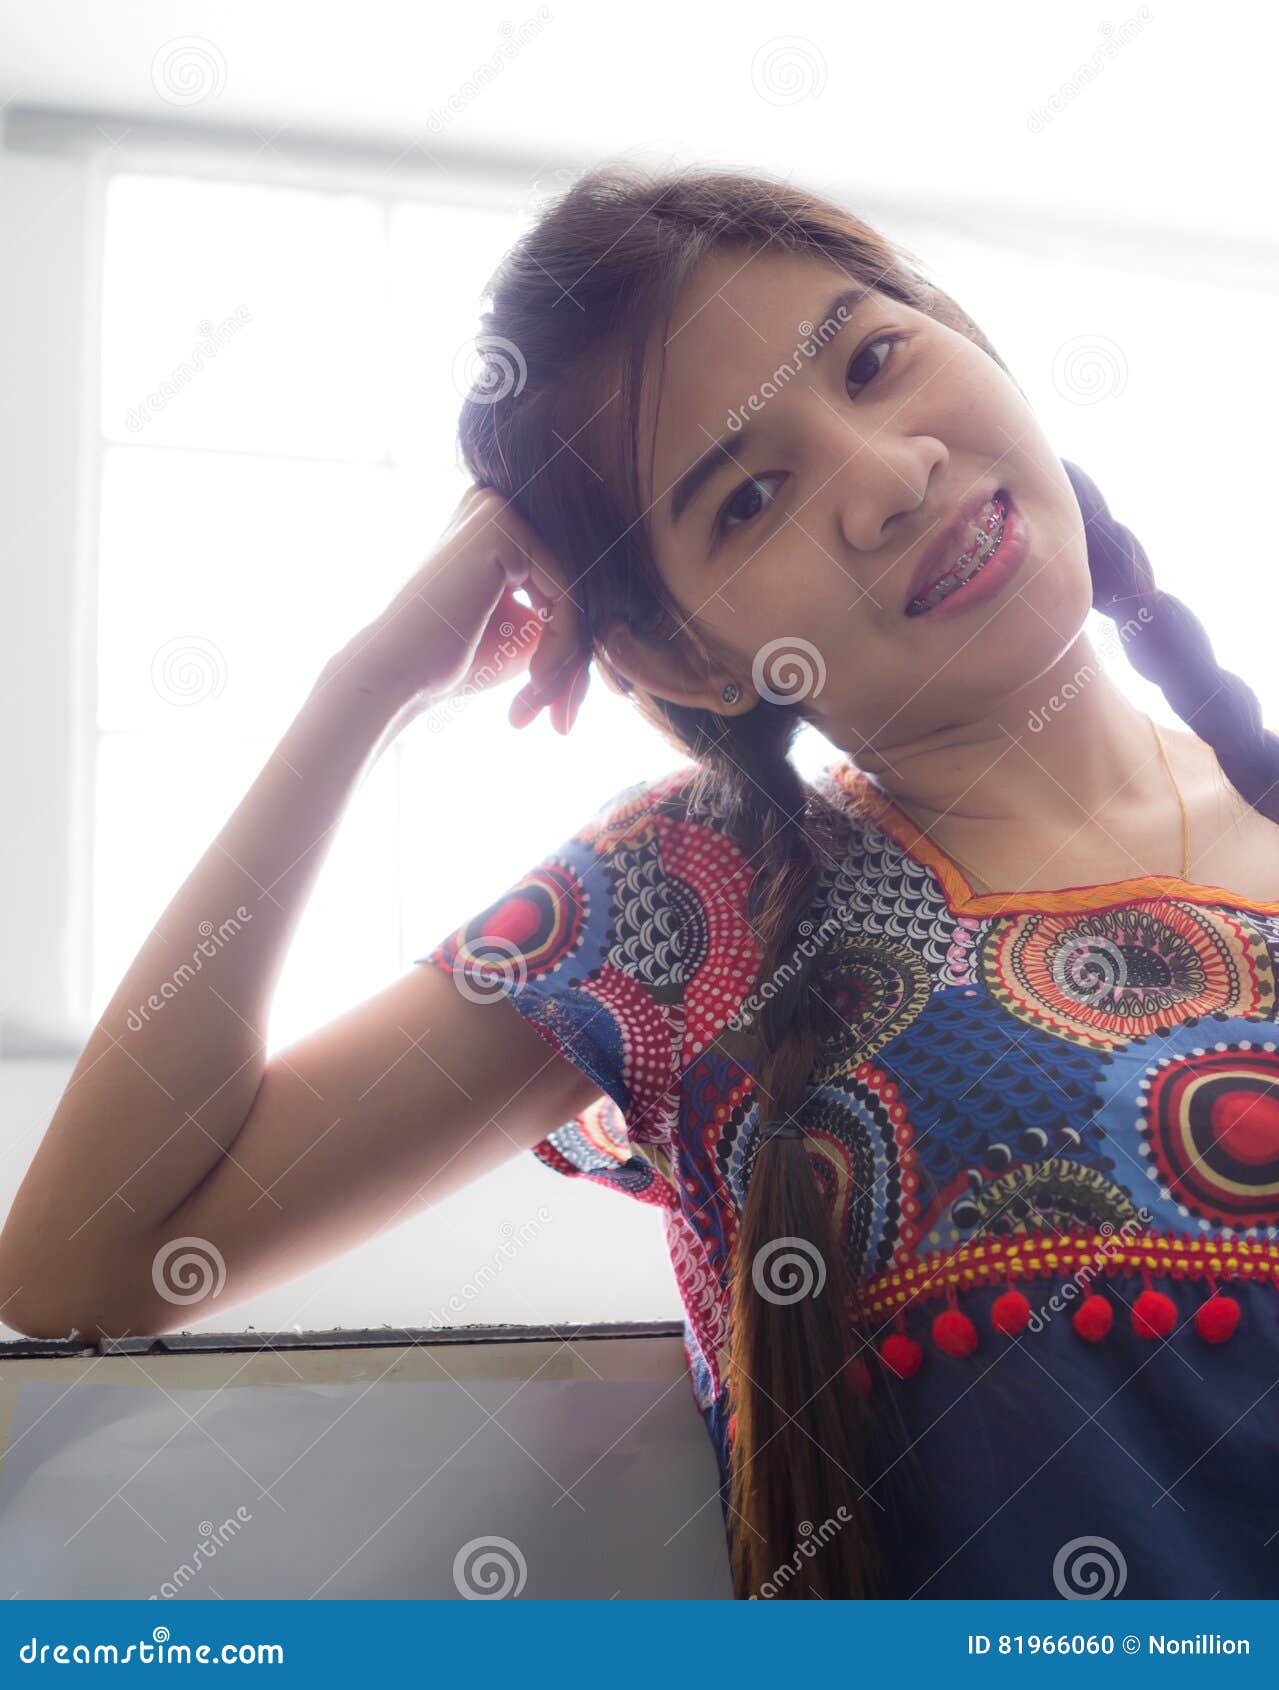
[880,1333,924,1378]
[844,1353,873,1396]
[1133,1288,1177,1339]
[932,1308,979,1356]
[1195,1294,1241,1344]
[1072,1293,1113,1342]
[991,1288,1032,1335]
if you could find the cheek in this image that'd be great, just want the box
[1019,500,1094,638]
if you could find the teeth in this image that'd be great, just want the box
[912,497,1006,612]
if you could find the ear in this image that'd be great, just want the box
[601,621,756,716]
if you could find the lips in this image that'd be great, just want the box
[902,486,1006,615]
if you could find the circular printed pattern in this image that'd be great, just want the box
[1137,1038,1279,1228]
[978,899,1275,1050]
[950,1158,1141,1238]
[735,1083,905,1283]
[735,1061,927,1276]
[810,937,931,1085]
[802,1089,899,1284]
[441,860,588,979]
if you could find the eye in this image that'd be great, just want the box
[714,471,787,540]
[710,334,902,546]
[845,334,897,395]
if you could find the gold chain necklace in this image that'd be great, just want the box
[899,713,1192,896]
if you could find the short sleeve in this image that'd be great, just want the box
[412,766,759,1208]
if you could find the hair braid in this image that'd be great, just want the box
[702,730,884,1599]
[1064,458,1279,823]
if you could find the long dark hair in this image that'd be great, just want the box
[454,162,1279,1598]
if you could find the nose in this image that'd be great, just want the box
[831,441,948,559]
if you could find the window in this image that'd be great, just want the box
[92,167,714,1330]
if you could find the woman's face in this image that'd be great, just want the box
[630,244,1093,757]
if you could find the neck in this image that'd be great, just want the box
[840,632,1182,847]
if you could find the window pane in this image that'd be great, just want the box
[96,444,447,742]
[399,657,690,963]
[91,730,398,1050]
[100,172,390,459]
[387,198,527,472]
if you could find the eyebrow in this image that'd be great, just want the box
[667,285,873,529]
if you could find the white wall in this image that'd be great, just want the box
[0,143,94,1056]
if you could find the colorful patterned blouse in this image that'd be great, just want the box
[416,756,1279,1599]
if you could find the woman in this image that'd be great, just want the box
[5,164,1279,1601]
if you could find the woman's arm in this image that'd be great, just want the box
[0,488,594,1341]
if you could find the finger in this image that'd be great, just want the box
[491,518,584,687]
[491,503,582,619]
[464,591,543,691]
[552,657,591,735]
[511,599,584,712]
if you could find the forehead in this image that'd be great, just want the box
[640,246,875,525]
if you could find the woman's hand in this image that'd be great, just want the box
[322,484,590,735]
